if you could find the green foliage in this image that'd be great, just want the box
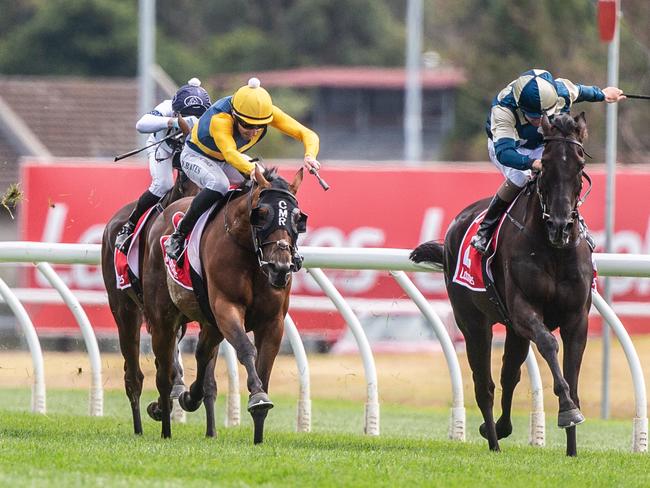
[0,0,137,76]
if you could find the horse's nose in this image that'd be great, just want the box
[545,218,573,245]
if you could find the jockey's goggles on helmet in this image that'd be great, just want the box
[235,115,266,131]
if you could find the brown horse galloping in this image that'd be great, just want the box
[101,168,205,435]
[144,165,306,442]
[411,113,593,456]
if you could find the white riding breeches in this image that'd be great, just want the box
[180,146,245,194]
[147,151,175,197]
[487,139,544,188]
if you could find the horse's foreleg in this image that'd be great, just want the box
[496,330,530,439]
[560,313,588,457]
[203,354,218,438]
[114,300,145,435]
[463,324,499,451]
[530,323,583,429]
[253,317,284,393]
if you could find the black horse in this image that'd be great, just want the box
[411,113,593,456]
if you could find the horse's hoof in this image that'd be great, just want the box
[495,419,513,439]
[558,408,585,428]
[247,392,274,412]
[479,423,488,439]
[179,391,202,413]
[147,401,163,422]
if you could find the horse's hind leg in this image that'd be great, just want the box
[560,314,588,457]
[179,325,221,418]
[112,296,145,435]
[494,329,530,439]
[460,319,500,451]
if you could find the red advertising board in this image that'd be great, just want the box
[19,160,650,336]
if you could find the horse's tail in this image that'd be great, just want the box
[409,240,444,266]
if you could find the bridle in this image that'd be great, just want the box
[536,136,592,224]
[224,181,305,273]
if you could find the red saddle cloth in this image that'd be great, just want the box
[452,207,599,292]
[452,209,496,292]
[114,206,157,290]
[160,211,194,290]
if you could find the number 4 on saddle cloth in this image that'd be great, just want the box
[452,200,598,309]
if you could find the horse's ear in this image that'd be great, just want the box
[574,112,588,141]
[253,164,270,188]
[289,167,304,195]
[541,114,553,135]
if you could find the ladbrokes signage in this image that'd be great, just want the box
[19,160,650,334]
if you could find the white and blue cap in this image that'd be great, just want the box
[512,69,558,118]
[172,78,211,117]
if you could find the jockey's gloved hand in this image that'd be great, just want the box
[304,155,320,172]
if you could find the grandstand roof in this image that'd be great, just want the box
[210,66,466,90]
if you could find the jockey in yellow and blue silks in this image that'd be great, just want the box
[165,77,320,262]
[470,69,625,254]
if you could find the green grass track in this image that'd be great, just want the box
[0,389,648,487]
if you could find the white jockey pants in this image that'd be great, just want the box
[487,139,544,188]
[179,146,245,194]
[147,151,175,197]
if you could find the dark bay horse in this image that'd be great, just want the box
[411,113,593,456]
[143,165,306,442]
[101,166,205,435]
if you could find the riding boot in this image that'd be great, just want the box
[165,188,223,262]
[115,190,160,253]
[470,195,511,254]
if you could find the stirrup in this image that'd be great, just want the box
[115,222,135,253]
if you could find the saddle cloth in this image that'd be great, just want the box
[452,201,598,292]
[160,203,217,290]
[114,205,158,290]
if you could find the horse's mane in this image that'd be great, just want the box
[234,166,289,193]
[551,113,576,137]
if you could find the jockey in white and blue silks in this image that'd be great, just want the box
[114,78,212,253]
[470,68,626,254]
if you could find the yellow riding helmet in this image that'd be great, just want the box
[232,77,274,125]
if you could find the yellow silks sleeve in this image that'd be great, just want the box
[210,113,256,174]
[269,107,320,159]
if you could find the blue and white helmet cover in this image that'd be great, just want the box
[512,69,558,118]
[172,78,212,117]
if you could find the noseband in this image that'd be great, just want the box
[536,136,592,223]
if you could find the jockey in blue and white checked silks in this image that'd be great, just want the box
[470,68,626,254]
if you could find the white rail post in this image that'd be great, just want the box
[390,271,466,441]
[307,267,380,435]
[35,262,103,416]
[219,341,241,427]
[525,347,546,447]
[592,291,648,452]
[0,278,46,413]
[284,313,312,432]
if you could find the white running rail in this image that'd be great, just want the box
[0,242,647,451]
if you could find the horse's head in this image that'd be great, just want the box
[249,166,307,288]
[537,112,588,248]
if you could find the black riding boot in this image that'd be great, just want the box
[165,188,223,262]
[115,190,160,253]
[470,195,511,254]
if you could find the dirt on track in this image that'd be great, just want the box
[1,336,649,419]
